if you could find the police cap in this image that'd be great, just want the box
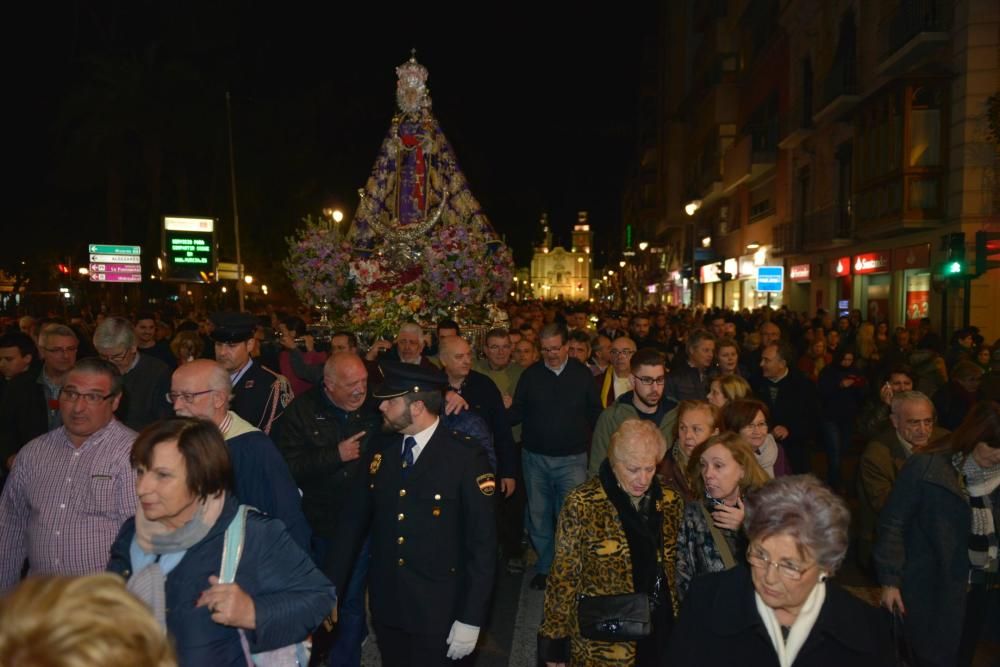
[373,360,447,399]
[209,312,257,343]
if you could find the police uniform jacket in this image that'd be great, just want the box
[231,361,293,436]
[330,422,497,635]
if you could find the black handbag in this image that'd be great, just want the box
[577,592,651,642]
[890,608,917,667]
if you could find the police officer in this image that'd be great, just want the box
[329,361,497,666]
[209,312,293,436]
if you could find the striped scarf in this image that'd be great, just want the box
[954,453,1000,574]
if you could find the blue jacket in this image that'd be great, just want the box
[108,496,335,667]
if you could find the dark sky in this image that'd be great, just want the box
[8,3,646,280]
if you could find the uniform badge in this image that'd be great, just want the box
[476,473,496,496]
[369,453,382,475]
[245,379,255,389]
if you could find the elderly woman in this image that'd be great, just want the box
[668,475,894,666]
[706,374,751,409]
[538,419,684,666]
[657,400,720,500]
[108,418,335,666]
[676,433,769,600]
[723,399,791,478]
[876,400,1000,667]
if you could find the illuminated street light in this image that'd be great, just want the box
[638,242,649,251]
[685,200,702,216]
[261,284,269,295]
[619,260,626,268]
[221,286,228,294]
[244,274,254,285]
[701,236,712,248]
[332,209,344,224]
[746,241,761,250]
[77,267,89,276]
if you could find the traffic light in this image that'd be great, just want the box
[57,263,70,275]
[944,232,965,276]
[975,230,1000,276]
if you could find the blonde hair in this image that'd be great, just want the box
[0,574,176,667]
[711,375,751,404]
[608,419,668,464]
[856,322,876,360]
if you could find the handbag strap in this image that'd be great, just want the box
[220,504,250,584]
[699,503,736,569]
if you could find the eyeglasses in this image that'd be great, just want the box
[60,389,113,404]
[746,547,815,581]
[633,375,666,386]
[746,421,768,431]
[99,350,131,363]
[43,346,78,355]
[610,349,635,357]
[165,390,215,404]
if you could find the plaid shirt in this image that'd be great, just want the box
[0,419,138,593]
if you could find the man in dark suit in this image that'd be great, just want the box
[210,312,293,436]
[751,341,818,474]
[330,361,496,666]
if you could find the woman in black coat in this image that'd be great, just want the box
[817,348,867,491]
[668,475,894,667]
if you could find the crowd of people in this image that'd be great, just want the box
[0,300,997,666]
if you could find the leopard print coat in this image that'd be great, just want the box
[539,476,684,666]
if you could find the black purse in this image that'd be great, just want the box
[577,592,651,642]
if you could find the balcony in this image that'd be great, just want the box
[778,95,814,150]
[771,221,799,255]
[802,204,853,250]
[876,0,950,77]
[813,57,860,126]
[722,125,777,193]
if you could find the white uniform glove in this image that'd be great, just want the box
[445,620,480,660]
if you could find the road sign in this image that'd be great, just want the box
[89,253,141,264]
[163,216,215,283]
[88,244,140,255]
[90,272,141,283]
[88,243,142,284]
[756,265,784,293]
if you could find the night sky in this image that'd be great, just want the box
[9,3,646,285]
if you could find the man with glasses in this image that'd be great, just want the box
[277,352,382,666]
[856,390,947,571]
[588,348,676,477]
[508,323,602,590]
[665,328,718,403]
[210,311,293,436]
[0,358,136,593]
[0,324,79,474]
[168,359,310,552]
[596,336,637,408]
[93,316,172,432]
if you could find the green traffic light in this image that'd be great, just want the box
[946,261,963,274]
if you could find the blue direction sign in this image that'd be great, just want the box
[756,265,784,293]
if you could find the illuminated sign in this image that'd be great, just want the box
[755,266,784,293]
[163,217,215,283]
[853,251,891,275]
[832,257,851,277]
[790,264,811,281]
[700,262,722,283]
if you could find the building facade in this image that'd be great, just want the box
[629,0,999,339]
[529,212,594,301]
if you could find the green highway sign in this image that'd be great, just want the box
[89,244,141,255]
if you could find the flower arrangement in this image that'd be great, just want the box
[285,215,513,339]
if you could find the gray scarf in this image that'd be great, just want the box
[127,493,226,627]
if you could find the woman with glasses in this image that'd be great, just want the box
[722,399,791,479]
[668,475,893,666]
[675,433,769,601]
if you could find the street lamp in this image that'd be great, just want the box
[619,260,627,268]
[685,200,702,216]
[638,241,649,251]
[244,274,254,285]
